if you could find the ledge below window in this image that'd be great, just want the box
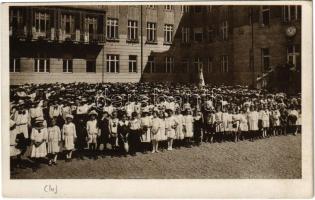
[126,39,139,44]
[145,41,158,45]
[106,38,120,42]
[163,42,173,46]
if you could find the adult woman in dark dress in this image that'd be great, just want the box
[74,115,88,160]
[193,110,204,146]
[98,111,110,158]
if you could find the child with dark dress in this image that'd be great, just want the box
[118,113,129,156]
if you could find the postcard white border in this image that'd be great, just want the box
[1,1,313,198]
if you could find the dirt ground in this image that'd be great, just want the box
[11,134,301,179]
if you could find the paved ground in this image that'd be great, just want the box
[11,134,301,179]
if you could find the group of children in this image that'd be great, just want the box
[9,82,301,174]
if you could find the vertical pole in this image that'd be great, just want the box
[250,7,255,87]
[140,5,143,80]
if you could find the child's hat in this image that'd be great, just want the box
[89,110,98,116]
[66,114,74,119]
[35,117,44,123]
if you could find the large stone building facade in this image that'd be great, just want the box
[9,5,301,88]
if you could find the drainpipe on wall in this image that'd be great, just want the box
[140,5,143,81]
[250,7,255,88]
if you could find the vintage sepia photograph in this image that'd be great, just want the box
[1,1,313,198]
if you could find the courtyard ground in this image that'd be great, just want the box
[11,134,301,179]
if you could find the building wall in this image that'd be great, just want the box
[10,5,301,86]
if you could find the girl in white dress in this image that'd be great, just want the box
[47,118,61,165]
[221,107,231,142]
[239,108,249,140]
[86,111,100,159]
[270,105,281,136]
[247,105,259,141]
[165,109,177,151]
[158,112,167,151]
[151,111,161,153]
[62,114,77,162]
[231,108,241,142]
[174,109,184,148]
[183,109,194,147]
[259,105,270,138]
[214,107,223,143]
[30,117,48,172]
[14,105,29,139]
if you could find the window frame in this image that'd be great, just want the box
[283,5,300,22]
[146,22,157,43]
[10,58,21,73]
[261,48,270,71]
[34,58,50,73]
[63,59,73,73]
[127,20,138,41]
[106,54,120,73]
[128,55,138,73]
[221,20,228,41]
[287,44,301,70]
[106,18,119,40]
[194,28,204,42]
[261,6,270,26]
[221,55,229,73]
[148,56,155,73]
[61,14,75,35]
[181,27,190,43]
[164,5,173,11]
[34,11,50,34]
[86,59,96,73]
[164,24,174,44]
[165,56,174,73]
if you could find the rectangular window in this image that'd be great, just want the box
[182,59,189,73]
[61,14,75,34]
[165,5,173,11]
[85,17,97,41]
[193,58,203,73]
[208,28,214,43]
[147,5,156,9]
[194,28,203,42]
[283,6,301,22]
[181,27,190,43]
[10,9,23,31]
[148,56,155,73]
[221,55,228,73]
[181,6,190,13]
[261,48,270,71]
[129,55,137,73]
[10,58,21,72]
[106,18,118,39]
[287,44,301,71]
[165,56,174,73]
[63,59,73,73]
[86,60,96,72]
[207,58,213,73]
[34,58,50,72]
[127,20,138,41]
[261,6,270,26]
[164,24,173,43]
[34,12,50,33]
[221,21,228,40]
[106,54,119,73]
[147,22,157,42]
